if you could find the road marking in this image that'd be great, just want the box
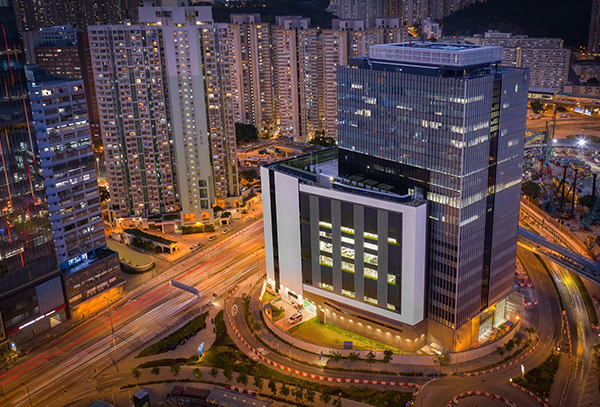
[231,304,238,317]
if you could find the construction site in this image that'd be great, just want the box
[524,105,600,259]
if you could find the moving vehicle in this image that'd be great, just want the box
[208,235,217,242]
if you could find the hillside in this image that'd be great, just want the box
[441,0,592,48]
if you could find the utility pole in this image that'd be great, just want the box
[104,297,118,369]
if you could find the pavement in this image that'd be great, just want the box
[225,272,560,407]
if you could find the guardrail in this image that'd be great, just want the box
[447,390,518,407]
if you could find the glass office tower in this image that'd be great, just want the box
[0,0,65,351]
[337,43,528,350]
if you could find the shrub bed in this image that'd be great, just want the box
[138,358,188,369]
[513,353,560,398]
[136,312,207,358]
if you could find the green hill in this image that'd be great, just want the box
[441,0,592,48]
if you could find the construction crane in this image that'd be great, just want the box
[543,108,557,170]
[581,174,599,230]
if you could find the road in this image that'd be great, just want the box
[546,259,593,406]
[0,222,265,407]
[418,247,561,407]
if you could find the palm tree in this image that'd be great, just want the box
[382,349,393,372]
[497,346,505,357]
[365,350,376,371]
[328,351,342,363]
[210,368,218,380]
[193,368,202,380]
[347,352,361,367]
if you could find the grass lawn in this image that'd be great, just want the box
[262,291,276,303]
[288,317,404,353]
[187,311,412,407]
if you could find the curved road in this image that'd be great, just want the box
[225,247,562,407]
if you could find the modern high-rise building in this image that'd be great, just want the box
[228,14,275,133]
[15,0,143,31]
[89,23,178,220]
[27,67,121,314]
[272,16,319,142]
[0,0,68,351]
[588,0,600,55]
[322,18,408,139]
[90,4,240,224]
[262,42,528,352]
[482,31,570,92]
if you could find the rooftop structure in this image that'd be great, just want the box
[368,42,503,67]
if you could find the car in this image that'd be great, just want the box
[222,228,231,234]
[212,292,218,297]
[190,243,204,251]
[289,312,303,325]
[208,235,217,242]
[246,216,254,221]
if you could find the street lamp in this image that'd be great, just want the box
[104,297,117,358]
[21,383,33,407]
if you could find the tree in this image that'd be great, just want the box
[305,389,316,404]
[253,375,264,392]
[309,131,336,147]
[193,368,203,380]
[151,366,160,377]
[210,367,219,380]
[496,346,505,357]
[293,387,305,404]
[433,353,450,368]
[515,335,523,348]
[530,100,544,114]
[328,351,342,363]
[505,339,515,353]
[236,372,249,386]
[99,185,110,202]
[223,365,234,383]
[241,169,258,183]
[235,122,259,144]
[280,383,290,397]
[522,180,541,198]
[319,391,332,407]
[382,349,394,372]
[268,379,277,395]
[205,224,215,233]
[347,351,361,366]
[170,362,182,378]
[526,325,537,338]
[365,350,376,370]
[131,367,141,384]
[333,397,343,407]
[144,240,155,251]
